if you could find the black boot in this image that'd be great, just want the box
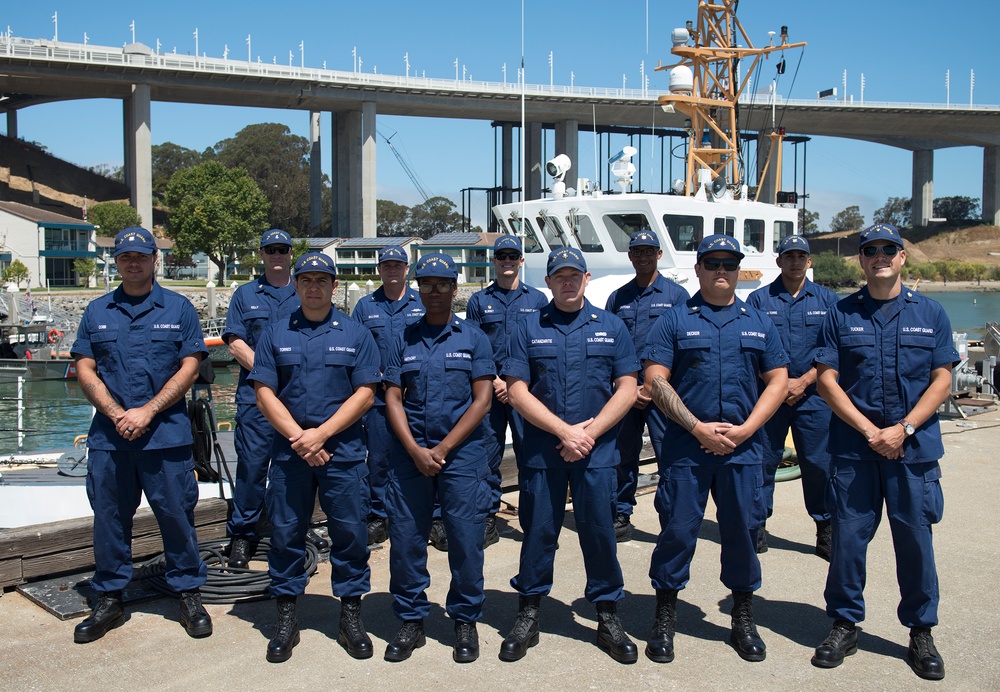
[384,620,426,662]
[645,589,678,663]
[613,514,633,542]
[266,596,300,663]
[227,536,254,569]
[453,621,480,663]
[428,519,449,552]
[908,626,945,681]
[815,520,832,562]
[74,590,125,644]
[729,591,765,661]
[499,595,541,662]
[596,601,638,664]
[484,516,500,548]
[338,596,373,659]
[811,619,858,668]
[756,522,769,554]
[179,590,213,638]
[367,517,388,545]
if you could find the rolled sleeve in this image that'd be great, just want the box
[500,319,531,382]
[641,311,676,369]
[610,320,640,378]
[179,302,208,361]
[350,327,383,388]
[930,305,960,369]
[760,320,790,372]
[382,334,404,388]
[471,329,497,380]
[71,308,96,360]
[812,310,841,370]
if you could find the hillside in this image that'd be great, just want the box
[808,225,1000,266]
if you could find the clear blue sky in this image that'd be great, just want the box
[3,0,998,230]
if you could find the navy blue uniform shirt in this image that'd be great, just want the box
[814,287,959,462]
[72,282,207,450]
[465,281,548,372]
[248,306,381,463]
[353,286,425,403]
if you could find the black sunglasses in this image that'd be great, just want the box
[494,252,521,261]
[701,257,740,271]
[264,246,291,255]
[860,244,900,258]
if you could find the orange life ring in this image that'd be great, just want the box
[48,329,63,343]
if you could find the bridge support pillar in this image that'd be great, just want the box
[6,110,16,139]
[123,84,152,231]
[555,120,579,189]
[756,132,778,204]
[331,110,367,238]
[502,123,513,204]
[361,101,376,238]
[525,122,543,201]
[911,150,934,227]
[309,111,323,233]
[984,146,1000,226]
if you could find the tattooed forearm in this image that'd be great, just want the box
[80,381,126,420]
[651,375,700,432]
[146,379,187,416]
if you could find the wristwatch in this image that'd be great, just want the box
[899,419,915,436]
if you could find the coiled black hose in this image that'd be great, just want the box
[137,538,319,604]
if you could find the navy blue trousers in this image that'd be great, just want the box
[761,403,832,521]
[266,457,370,598]
[87,447,207,593]
[649,463,764,592]
[363,406,392,520]
[386,457,489,622]
[616,405,667,516]
[484,397,525,514]
[824,457,943,627]
[227,403,274,539]
[511,466,624,603]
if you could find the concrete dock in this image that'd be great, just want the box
[2,413,998,690]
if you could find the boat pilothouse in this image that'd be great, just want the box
[491,0,806,306]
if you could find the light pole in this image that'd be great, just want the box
[300,41,304,67]
[502,62,507,85]
[353,46,357,72]
[549,51,553,87]
[454,58,459,82]
[52,12,57,41]
[404,52,410,77]
[129,21,135,45]
[193,28,198,60]
[246,34,251,64]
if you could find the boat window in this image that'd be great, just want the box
[603,213,651,252]
[663,214,704,252]
[536,214,567,249]
[773,221,795,253]
[713,217,736,236]
[507,217,544,253]
[743,219,765,254]
[566,213,604,253]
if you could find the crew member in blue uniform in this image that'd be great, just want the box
[605,230,689,542]
[499,248,639,664]
[810,224,957,681]
[747,235,839,557]
[72,226,212,644]
[249,252,381,664]
[353,245,425,545]
[381,252,494,663]
[222,229,300,568]
[465,236,548,547]
[643,234,788,664]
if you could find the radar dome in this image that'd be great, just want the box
[668,65,694,94]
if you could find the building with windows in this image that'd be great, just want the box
[0,202,96,288]
[412,232,501,284]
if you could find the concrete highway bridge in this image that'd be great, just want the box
[2,35,999,235]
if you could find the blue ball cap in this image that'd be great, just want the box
[628,230,661,249]
[294,252,337,277]
[697,234,745,260]
[378,245,408,264]
[414,252,458,280]
[777,235,811,255]
[858,223,904,250]
[260,229,292,248]
[113,226,157,257]
[546,247,587,275]
[493,235,522,254]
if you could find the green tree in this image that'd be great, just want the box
[88,163,125,182]
[87,201,142,237]
[798,207,819,235]
[933,196,981,224]
[213,123,311,233]
[1,259,31,287]
[291,238,312,264]
[811,251,861,287]
[377,199,412,236]
[152,142,202,202]
[409,196,472,239]
[830,205,865,234]
[73,258,98,287]
[873,196,911,228]
[164,161,270,282]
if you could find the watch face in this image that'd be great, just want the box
[904,423,915,435]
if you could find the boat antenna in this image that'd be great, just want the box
[519,0,526,257]
[592,104,599,190]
